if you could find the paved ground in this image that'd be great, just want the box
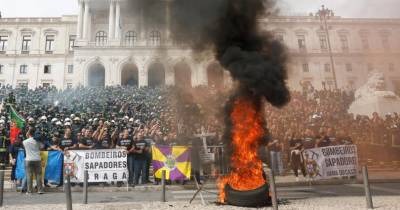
[1,183,399,206]
[1,196,400,210]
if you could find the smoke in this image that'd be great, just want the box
[170,0,289,106]
[133,0,290,167]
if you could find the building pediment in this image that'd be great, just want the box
[294,29,308,35]
[379,29,391,36]
[358,29,370,36]
[20,28,35,36]
[0,29,12,36]
[337,29,350,35]
[272,28,286,34]
[43,28,59,35]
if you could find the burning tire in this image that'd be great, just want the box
[224,183,271,207]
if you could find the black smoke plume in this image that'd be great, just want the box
[133,0,290,164]
[170,0,290,106]
[169,0,290,165]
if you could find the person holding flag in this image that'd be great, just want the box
[9,105,25,145]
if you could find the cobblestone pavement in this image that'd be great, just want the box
[1,196,400,210]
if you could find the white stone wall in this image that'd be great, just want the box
[0,12,399,91]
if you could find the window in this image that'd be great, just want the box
[42,83,51,88]
[368,63,374,72]
[361,36,369,50]
[275,34,284,43]
[346,63,353,72]
[0,65,3,74]
[45,35,55,53]
[340,35,349,51]
[348,80,355,89]
[44,65,51,74]
[326,79,334,89]
[319,35,328,50]
[389,63,395,72]
[0,36,7,52]
[67,83,73,89]
[17,82,28,88]
[22,35,31,53]
[382,36,390,51]
[302,63,309,73]
[297,35,306,50]
[125,31,137,46]
[69,35,76,51]
[68,65,74,74]
[20,65,28,74]
[149,31,161,46]
[324,63,331,73]
[95,31,108,46]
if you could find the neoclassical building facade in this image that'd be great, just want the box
[0,0,400,93]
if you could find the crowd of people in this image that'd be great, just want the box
[265,86,400,179]
[0,83,399,193]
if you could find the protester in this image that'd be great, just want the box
[0,83,397,187]
[22,128,44,194]
[133,130,150,185]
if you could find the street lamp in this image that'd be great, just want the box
[316,5,338,90]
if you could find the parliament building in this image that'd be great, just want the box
[0,0,399,93]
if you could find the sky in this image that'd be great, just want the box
[1,0,400,18]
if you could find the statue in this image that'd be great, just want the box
[348,72,400,117]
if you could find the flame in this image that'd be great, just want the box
[218,98,266,203]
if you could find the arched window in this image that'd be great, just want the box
[149,31,161,46]
[95,31,107,46]
[125,31,137,46]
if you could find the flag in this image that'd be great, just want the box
[16,150,63,184]
[152,145,191,181]
[9,106,25,144]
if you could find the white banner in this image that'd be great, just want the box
[304,145,358,179]
[64,149,128,183]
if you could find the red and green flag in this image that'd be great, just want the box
[9,106,25,144]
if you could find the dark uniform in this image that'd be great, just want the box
[96,135,111,149]
[117,137,134,184]
[0,132,10,169]
[59,136,77,151]
[79,136,95,149]
[289,138,306,178]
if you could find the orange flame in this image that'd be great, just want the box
[218,98,266,203]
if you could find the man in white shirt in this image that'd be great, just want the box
[23,128,44,194]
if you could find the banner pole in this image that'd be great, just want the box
[0,170,4,207]
[83,170,88,204]
[268,169,278,210]
[362,166,373,209]
[65,174,73,210]
[161,170,166,202]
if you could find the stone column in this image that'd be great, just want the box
[139,65,148,87]
[114,0,121,40]
[165,0,171,42]
[108,0,115,40]
[82,1,90,39]
[77,0,84,39]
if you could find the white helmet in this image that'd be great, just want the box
[28,117,35,123]
[0,120,5,124]
[129,118,134,122]
[64,122,71,126]
[51,118,58,123]
[73,117,80,121]
[40,116,47,121]
[56,121,62,126]
[70,114,75,119]
[64,118,71,122]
